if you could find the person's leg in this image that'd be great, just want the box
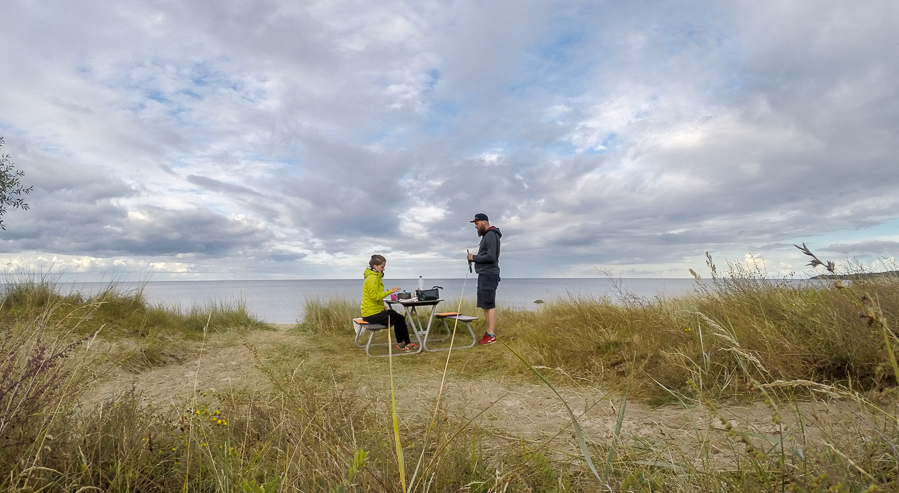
[484,307,497,335]
[386,309,411,345]
[477,274,499,344]
[361,311,388,325]
[363,311,409,347]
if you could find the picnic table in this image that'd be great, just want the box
[385,298,478,352]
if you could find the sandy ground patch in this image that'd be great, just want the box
[82,323,884,471]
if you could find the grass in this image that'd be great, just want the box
[0,278,268,337]
[501,253,899,404]
[2,247,899,491]
[0,278,270,372]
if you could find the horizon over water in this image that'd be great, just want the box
[50,277,711,324]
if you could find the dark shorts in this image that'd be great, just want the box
[477,273,501,310]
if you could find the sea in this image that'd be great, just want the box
[49,277,713,324]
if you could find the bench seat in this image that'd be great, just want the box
[352,318,415,357]
[428,312,479,350]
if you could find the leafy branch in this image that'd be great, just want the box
[0,136,34,230]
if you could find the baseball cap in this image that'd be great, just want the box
[470,213,488,223]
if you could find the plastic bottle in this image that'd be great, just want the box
[418,276,424,291]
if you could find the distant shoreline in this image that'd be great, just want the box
[812,270,899,280]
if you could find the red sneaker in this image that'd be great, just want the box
[478,333,496,345]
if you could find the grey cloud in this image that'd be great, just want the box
[187,175,263,197]
[101,207,271,256]
[281,176,400,248]
[825,241,899,255]
[260,249,308,262]
[2,204,273,258]
[2,1,898,280]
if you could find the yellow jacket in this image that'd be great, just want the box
[360,268,391,317]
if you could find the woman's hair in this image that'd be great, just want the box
[369,254,387,268]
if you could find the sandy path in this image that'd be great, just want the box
[84,324,875,470]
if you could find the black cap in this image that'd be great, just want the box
[470,213,488,223]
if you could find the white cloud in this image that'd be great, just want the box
[0,0,896,280]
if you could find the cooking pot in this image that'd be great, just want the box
[396,291,412,300]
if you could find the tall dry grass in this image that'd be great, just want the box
[0,279,269,372]
[2,247,899,491]
[504,252,899,405]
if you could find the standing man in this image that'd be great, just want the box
[467,213,502,345]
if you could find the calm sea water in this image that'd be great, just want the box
[52,278,711,324]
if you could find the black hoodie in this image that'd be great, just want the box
[471,226,502,275]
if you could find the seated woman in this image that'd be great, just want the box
[361,254,416,350]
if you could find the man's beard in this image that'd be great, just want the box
[477,224,487,236]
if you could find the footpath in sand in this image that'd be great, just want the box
[85,324,872,470]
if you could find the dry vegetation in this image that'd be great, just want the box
[1,248,898,492]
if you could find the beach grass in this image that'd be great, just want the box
[1,249,898,491]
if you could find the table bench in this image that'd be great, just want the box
[352,318,416,358]
[429,312,479,351]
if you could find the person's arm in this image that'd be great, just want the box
[363,277,394,301]
[471,232,498,264]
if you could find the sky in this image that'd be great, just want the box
[0,0,897,281]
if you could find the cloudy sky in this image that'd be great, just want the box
[1,1,897,281]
